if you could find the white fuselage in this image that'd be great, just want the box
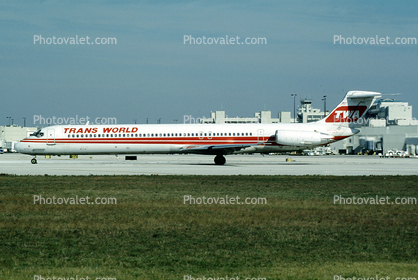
[15,122,354,156]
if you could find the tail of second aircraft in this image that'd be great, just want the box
[318,91,381,124]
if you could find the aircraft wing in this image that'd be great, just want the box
[180,143,257,155]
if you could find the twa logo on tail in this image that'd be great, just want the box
[325,106,367,123]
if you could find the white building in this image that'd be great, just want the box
[200,110,290,124]
[365,99,418,125]
[200,98,328,124]
[0,125,38,152]
[297,99,329,123]
[331,99,418,154]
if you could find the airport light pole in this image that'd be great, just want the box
[322,95,327,118]
[291,94,297,123]
[133,119,137,124]
[23,117,26,127]
[7,116,11,126]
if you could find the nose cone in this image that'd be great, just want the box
[14,141,22,153]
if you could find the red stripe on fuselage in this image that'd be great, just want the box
[20,136,271,145]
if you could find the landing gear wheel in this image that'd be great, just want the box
[31,158,37,164]
[214,155,226,165]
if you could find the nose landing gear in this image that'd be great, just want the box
[214,155,226,165]
[31,157,37,164]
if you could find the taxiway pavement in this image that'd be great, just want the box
[1,153,417,176]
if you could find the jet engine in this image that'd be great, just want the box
[275,130,332,146]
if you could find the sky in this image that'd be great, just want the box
[1,0,418,126]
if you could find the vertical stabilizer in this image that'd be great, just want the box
[318,91,381,124]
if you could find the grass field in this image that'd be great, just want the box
[0,175,417,280]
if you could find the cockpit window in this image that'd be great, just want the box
[30,129,44,138]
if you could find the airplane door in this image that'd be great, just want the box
[46,129,55,145]
[257,129,264,143]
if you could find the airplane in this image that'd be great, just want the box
[15,90,381,165]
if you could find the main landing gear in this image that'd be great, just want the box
[31,157,37,164]
[214,155,226,165]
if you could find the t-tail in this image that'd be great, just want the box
[318,91,382,125]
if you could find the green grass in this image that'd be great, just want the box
[0,175,417,279]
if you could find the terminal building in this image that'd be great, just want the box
[199,97,418,155]
[0,125,38,152]
[330,99,418,155]
[296,98,329,123]
[200,98,329,124]
[200,110,291,124]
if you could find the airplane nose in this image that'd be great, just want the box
[14,142,22,153]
